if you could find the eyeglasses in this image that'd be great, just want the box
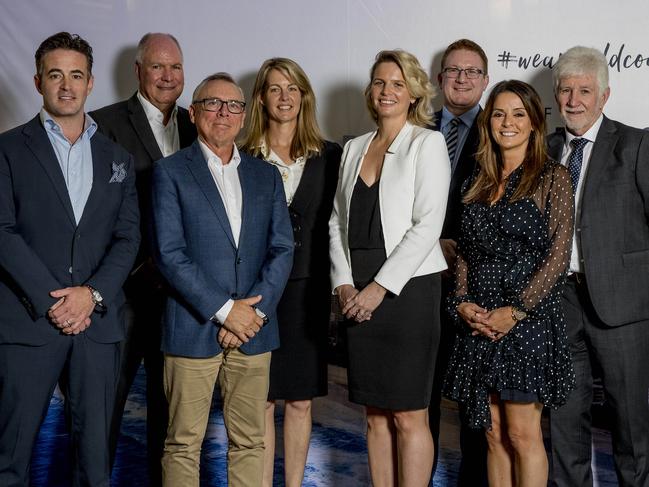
[442,67,485,79]
[192,98,246,114]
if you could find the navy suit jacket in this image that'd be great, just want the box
[0,116,140,345]
[547,116,649,327]
[432,109,481,241]
[151,142,294,357]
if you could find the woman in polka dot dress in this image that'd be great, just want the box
[443,80,575,487]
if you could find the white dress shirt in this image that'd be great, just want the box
[558,114,604,273]
[198,140,243,323]
[137,91,179,157]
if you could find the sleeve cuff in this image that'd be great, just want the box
[213,299,234,325]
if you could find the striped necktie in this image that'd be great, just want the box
[567,138,588,191]
[445,118,460,167]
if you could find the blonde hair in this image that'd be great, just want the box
[241,57,323,160]
[364,50,436,127]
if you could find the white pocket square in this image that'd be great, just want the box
[109,162,127,183]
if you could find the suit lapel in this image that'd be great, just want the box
[177,107,196,148]
[23,117,76,227]
[288,153,321,216]
[547,128,566,162]
[78,135,112,228]
[127,94,164,162]
[238,155,257,248]
[185,143,236,247]
[581,117,617,215]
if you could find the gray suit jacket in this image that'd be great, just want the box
[547,116,649,327]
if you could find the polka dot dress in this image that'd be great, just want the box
[443,161,576,429]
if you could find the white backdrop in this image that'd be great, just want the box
[2,0,648,140]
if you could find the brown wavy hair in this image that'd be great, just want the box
[463,80,548,204]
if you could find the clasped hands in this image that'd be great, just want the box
[47,286,95,335]
[336,281,386,323]
[218,295,264,349]
[457,302,517,342]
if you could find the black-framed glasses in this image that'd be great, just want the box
[442,67,485,79]
[192,98,246,114]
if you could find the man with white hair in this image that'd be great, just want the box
[547,45,649,487]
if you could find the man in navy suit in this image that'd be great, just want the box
[429,39,489,487]
[151,72,293,487]
[89,33,196,485]
[0,32,139,486]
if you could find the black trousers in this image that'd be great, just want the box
[429,277,488,487]
[109,297,167,487]
[550,279,649,487]
[0,334,118,487]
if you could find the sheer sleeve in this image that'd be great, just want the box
[446,246,475,326]
[515,162,574,312]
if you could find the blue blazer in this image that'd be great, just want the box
[0,116,140,345]
[151,142,294,358]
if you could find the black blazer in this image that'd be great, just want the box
[89,93,196,295]
[0,116,140,345]
[432,109,481,240]
[283,140,341,281]
[547,116,649,327]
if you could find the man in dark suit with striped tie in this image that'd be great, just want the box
[428,39,490,487]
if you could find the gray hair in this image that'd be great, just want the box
[135,32,183,65]
[553,46,609,93]
[191,72,244,102]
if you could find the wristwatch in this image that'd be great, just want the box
[511,306,527,322]
[86,285,106,312]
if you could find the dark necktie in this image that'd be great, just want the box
[445,118,460,167]
[567,138,588,191]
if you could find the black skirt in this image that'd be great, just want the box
[345,248,441,410]
[268,277,329,401]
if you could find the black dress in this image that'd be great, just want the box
[443,162,576,429]
[345,177,441,410]
[268,141,341,401]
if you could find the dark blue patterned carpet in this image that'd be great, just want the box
[30,366,616,486]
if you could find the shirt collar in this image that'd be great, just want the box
[198,138,241,168]
[258,140,304,167]
[137,90,178,126]
[40,108,97,140]
[441,104,480,130]
[564,113,604,149]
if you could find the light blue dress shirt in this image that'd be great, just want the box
[439,104,480,173]
[40,109,97,224]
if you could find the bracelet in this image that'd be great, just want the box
[511,306,527,322]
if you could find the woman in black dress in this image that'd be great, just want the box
[443,80,575,487]
[241,57,341,487]
[329,50,450,486]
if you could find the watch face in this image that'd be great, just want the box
[92,290,103,303]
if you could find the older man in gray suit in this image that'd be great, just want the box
[547,46,649,487]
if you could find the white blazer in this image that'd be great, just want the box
[329,121,451,295]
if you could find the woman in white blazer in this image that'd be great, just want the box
[329,50,450,486]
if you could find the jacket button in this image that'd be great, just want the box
[294,241,302,248]
[236,258,242,264]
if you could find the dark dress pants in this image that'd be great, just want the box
[550,279,649,487]
[110,295,167,487]
[0,334,118,487]
[429,276,488,487]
